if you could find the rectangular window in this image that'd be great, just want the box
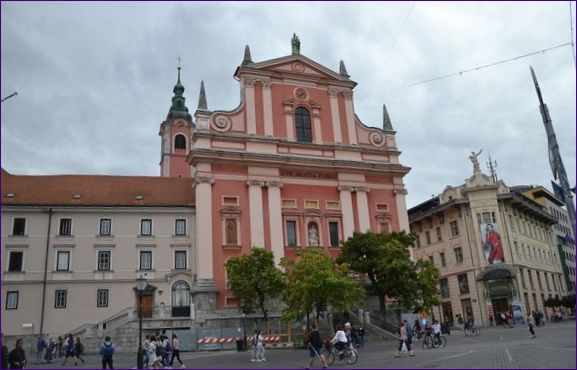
[544,272,550,291]
[6,291,19,310]
[97,251,111,271]
[99,219,111,236]
[12,218,26,236]
[454,247,464,264]
[436,227,442,242]
[438,213,445,224]
[427,218,433,228]
[536,271,543,290]
[509,215,515,232]
[449,221,459,238]
[425,231,431,245]
[8,251,23,272]
[175,251,187,269]
[59,218,72,236]
[328,221,340,247]
[55,290,67,308]
[139,251,152,270]
[458,273,469,294]
[97,289,109,308]
[514,241,518,257]
[440,252,446,267]
[140,219,152,236]
[429,255,434,264]
[520,268,526,289]
[528,269,534,289]
[56,251,70,271]
[440,278,450,298]
[286,220,297,247]
[175,219,187,236]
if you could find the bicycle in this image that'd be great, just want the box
[321,342,359,365]
[422,333,447,349]
[464,323,480,336]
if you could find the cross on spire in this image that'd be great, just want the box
[177,56,182,83]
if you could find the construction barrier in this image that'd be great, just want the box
[197,336,281,345]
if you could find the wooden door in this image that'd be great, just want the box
[140,294,153,318]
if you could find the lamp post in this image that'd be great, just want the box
[242,313,247,351]
[136,277,147,369]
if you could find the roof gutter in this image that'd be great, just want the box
[39,208,52,335]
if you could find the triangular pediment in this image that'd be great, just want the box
[236,54,356,85]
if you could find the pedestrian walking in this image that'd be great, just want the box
[143,335,150,368]
[170,334,185,368]
[74,337,85,365]
[147,335,161,369]
[99,336,115,369]
[57,336,64,358]
[489,315,494,327]
[61,334,75,366]
[395,320,414,357]
[250,329,265,362]
[2,333,10,370]
[8,338,27,369]
[527,315,536,338]
[45,338,55,363]
[305,323,327,369]
[357,327,365,349]
[161,334,171,367]
[35,335,47,364]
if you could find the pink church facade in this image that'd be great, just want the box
[161,36,411,309]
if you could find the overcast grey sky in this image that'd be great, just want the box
[1,1,575,208]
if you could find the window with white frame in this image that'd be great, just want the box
[8,251,23,272]
[99,219,111,236]
[97,289,109,308]
[140,219,152,236]
[12,218,26,236]
[59,218,72,236]
[175,250,187,270]
[55,290,67,308]
[449,220,459,238]
[175,219,187,236]
[285,220,297,247]
[97,251,111,271]
[139,251,152,270]
[6,291,19,309]
[454,247,463,264]
[56,251,70,271]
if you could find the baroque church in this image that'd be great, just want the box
[1,35,410,349]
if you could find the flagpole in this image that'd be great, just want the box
[530,66,576,240]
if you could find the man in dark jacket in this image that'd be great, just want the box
[1,333,9,369]
[305,324,327,369]
[99,336,115,369]
[8,338,27,369]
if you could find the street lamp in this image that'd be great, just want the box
[136,277,147,369]
[242,313,247,351]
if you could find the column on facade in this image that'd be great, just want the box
[267,181,284,265]
[247,180,265,248]
[195,176,215,281]
[244,78,257,134]
[355,187,371,232]
[262,80,274,136]
[394,188,410,232]
[339,186,355,239]
[328,88,343,143]
[343,91,357,145]
[284,103,295,140]
[312,106,323,144]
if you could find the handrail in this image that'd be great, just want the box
[68,306,134,336]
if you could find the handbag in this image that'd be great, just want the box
[401,341,408,353]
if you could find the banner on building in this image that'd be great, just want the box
[551,180,565,202]
[481,223,505,264]
[511,300,525,325]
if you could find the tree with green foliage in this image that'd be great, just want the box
[544,295,562,308]
[338,231,440,321]
[225,248,284,325]
[280,248,365,328]
[560,293,576,310]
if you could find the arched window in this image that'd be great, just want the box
[295,107,312,143]
[174,134,186,150]
[171,280,191,317]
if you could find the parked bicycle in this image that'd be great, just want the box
[321,341,359,365]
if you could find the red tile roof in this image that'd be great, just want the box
[1,168,195,207]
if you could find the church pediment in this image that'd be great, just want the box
[236,55,357,86]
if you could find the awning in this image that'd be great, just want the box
[476,265,519,281]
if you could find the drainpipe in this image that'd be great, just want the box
[39,208,53,335]
[462,205,486,326]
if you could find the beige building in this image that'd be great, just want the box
[408,157,566,327]
[1,170,196,337]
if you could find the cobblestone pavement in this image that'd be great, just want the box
[25,321,575,369]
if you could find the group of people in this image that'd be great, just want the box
[305,322,365,368]
[143,331,185,369]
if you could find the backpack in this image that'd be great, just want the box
[102,343,114,359]
[156,342,164,357]
[165,341,172,353]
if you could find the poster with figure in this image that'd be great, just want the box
[481,223,505,264]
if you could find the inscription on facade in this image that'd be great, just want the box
[280,170,337,179]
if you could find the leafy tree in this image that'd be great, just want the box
[225,248,284,325]
[337,231,417,321]
[281,248,364,328]
[560,293,576,310]
[544,295,561,308]
[413,259,441,312]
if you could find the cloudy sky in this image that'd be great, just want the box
[1,1,575,208]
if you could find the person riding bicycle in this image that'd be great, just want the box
[330,325,348,358]
[432,320,441,343]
